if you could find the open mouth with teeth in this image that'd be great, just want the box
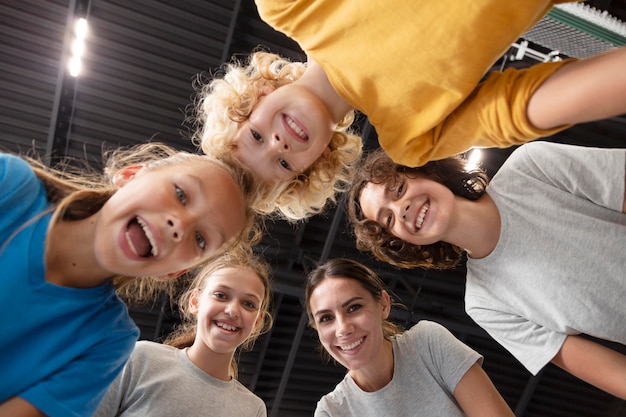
[284,115,309,142]
[125,217,158,258]
[215,321,240,333]
[338,337,364,351]
[416,200,430,230]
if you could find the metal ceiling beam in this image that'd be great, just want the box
[45,0,78,162]
[221,0,242,62]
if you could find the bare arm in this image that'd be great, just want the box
[0,397,46,417]
[453,362,515,417]
[527,47,626,130]
[552,335,626,399]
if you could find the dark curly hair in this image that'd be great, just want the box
[347,149,489,269]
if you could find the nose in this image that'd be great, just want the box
[271,132,290,153]
[167,210,197,242]
[336,315,353,337]
[167,217,183,241]
[392,200,410,222]
[224,300,240,318]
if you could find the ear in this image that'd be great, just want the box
[188,289,201,315]
[112,164,144,187]
[380,290,391,320]
[154,269,188,282]
[321,146,331,159]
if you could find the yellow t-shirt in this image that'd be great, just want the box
[256,0,575,166]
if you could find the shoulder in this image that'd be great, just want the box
[400,320,451,344]
[131,340,175,360]
[398,320,479,360]
[231,380,267,409]
[0,153,37,186]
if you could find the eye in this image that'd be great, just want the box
[195,232,206,251]
[279,159,292,171]
[318,314,333,324]
[396,181,405,197]
[385,212,393,229]
[175,185,187,205]
[243,300,258,310]
[213,291,227,300]
[250,129,262,142]
[347,304,361,313]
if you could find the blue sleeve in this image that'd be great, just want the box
[0,153,48,244]
[21,306,139,417]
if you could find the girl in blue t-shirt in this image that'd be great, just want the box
[0,142,258,417]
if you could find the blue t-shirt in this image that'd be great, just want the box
[0,154,139,417]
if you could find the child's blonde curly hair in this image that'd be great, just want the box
[191,50,363,222]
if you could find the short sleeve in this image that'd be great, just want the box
[467,303,567,375]
[504,141,625,211]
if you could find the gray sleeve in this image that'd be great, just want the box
[507,141,625,211]
[92,361,129,417]
[411,321,482,393]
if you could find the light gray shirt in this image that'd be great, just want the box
[466,142,626,375]
[315,320,482,417]
[94,340,267,417]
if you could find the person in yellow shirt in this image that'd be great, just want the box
[194,0,625,221]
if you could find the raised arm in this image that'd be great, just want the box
[0,397,46,417]
[453,362,515,417]
[527,46,626,130]
[551,335,626,399]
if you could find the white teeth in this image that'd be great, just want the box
[285,116,307,140]
[125,232,139,256]
[416,202,429,229]
[216,321,237,332]
[136,217,158,257]
[340,338,363,351]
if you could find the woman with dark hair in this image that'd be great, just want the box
[348,141,626,399]
[304,258,514,417]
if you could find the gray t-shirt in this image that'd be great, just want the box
[94,340,267,417]
[466,141,626,375]
[315,320,482,417]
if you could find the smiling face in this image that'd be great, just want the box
[358,174,456,247]
[233,83,336,184]
[92,160,246,279]
[309,276,390,375]
[191,266,265,355]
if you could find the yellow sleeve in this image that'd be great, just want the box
[387,59,576,167]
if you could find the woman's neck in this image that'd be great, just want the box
[350,338,394,392]
[447,193,501,259]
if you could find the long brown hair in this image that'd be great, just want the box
[305,258,404,362]
[348,149,488,269]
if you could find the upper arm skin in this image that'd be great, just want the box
[527,46,626,130]
[551,335,626,400]
[453,362,515,417]
[0,397,46,417]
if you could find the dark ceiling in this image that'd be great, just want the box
[1,1,625,416]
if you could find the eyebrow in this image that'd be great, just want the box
[214,285,262,303]
[313,296,363,318]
